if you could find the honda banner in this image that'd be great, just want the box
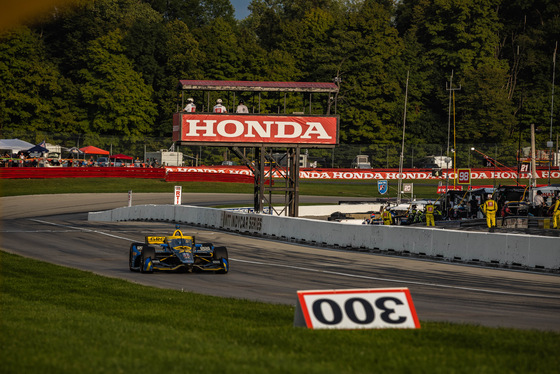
[173,113,338,146]
[166,166,560,180]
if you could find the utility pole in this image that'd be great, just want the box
[397,71,410,205]
[548,42,557,185]
[531,123,537,187]
[446,71,461,209]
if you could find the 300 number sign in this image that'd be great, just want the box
[294,288,420,329]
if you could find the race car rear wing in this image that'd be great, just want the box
[145,234,196,245]
[146,236,166,244]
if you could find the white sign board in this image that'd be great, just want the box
[294,288,420,330]
[174,186,182,205]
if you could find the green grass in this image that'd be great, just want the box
[2,178,559,372]
[1,251,558,374]
[2,177,557,198]
[0,178,254,196]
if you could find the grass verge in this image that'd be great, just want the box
[2,177,557,198]
[1,251,558,374]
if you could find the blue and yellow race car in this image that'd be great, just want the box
[129,228,229,274]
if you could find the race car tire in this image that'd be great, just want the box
[140,246,156,274]
[213,246,228,274]
[129,243,144,272]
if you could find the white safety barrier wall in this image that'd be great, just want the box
[89,205,560,270]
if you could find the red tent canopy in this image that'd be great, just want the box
[110,153,133,160]
[79,145,109,155]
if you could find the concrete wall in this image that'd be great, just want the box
[89,205,560,271]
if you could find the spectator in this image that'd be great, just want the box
[213,99,227,113]
[236,100,249,113]
[183,98,196,112]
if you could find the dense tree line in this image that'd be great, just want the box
[1,0,558,151]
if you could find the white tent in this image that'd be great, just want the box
[0,139,35,155]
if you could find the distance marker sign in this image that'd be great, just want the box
[294,288,420,329]
[457,168,471,184]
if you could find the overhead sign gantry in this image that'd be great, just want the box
[173,80,339,217]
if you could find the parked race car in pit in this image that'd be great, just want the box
[129,228,228,274]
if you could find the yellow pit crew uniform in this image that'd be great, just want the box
[382,210,393,225]
[482,199,498,228]
[425,204,435,226]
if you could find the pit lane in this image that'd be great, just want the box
[1,193,559,331]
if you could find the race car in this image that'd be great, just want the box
[129,228,229,274]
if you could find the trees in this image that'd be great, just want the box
[0,27,81,134]
[333,0,405,144]
[247,0,406,144]
[76,30,156,136]
[456,58,516,143]
[198,17,242,80]
[155,19,204,135]
[395,0,520,145]
[0,0,557,149]
[497,0,560,144]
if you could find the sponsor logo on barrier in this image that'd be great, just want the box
[294,288,420,330]
[221,211,263,232]
[226,207,273,214]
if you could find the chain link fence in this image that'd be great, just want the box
[2,130,557,168]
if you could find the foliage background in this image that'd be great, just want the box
[0,0,559,166]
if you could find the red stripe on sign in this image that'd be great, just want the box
[403,289,421,328]
[297,291,315,329]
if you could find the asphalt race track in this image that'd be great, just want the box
[1,193,560,331]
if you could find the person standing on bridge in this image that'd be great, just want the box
[236,100,249,113]
[213,99,227,113]
[183,98,196,112]
[482,194,498,228]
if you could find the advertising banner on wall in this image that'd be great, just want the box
[166,166,560,181]
[173,113,338,146]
